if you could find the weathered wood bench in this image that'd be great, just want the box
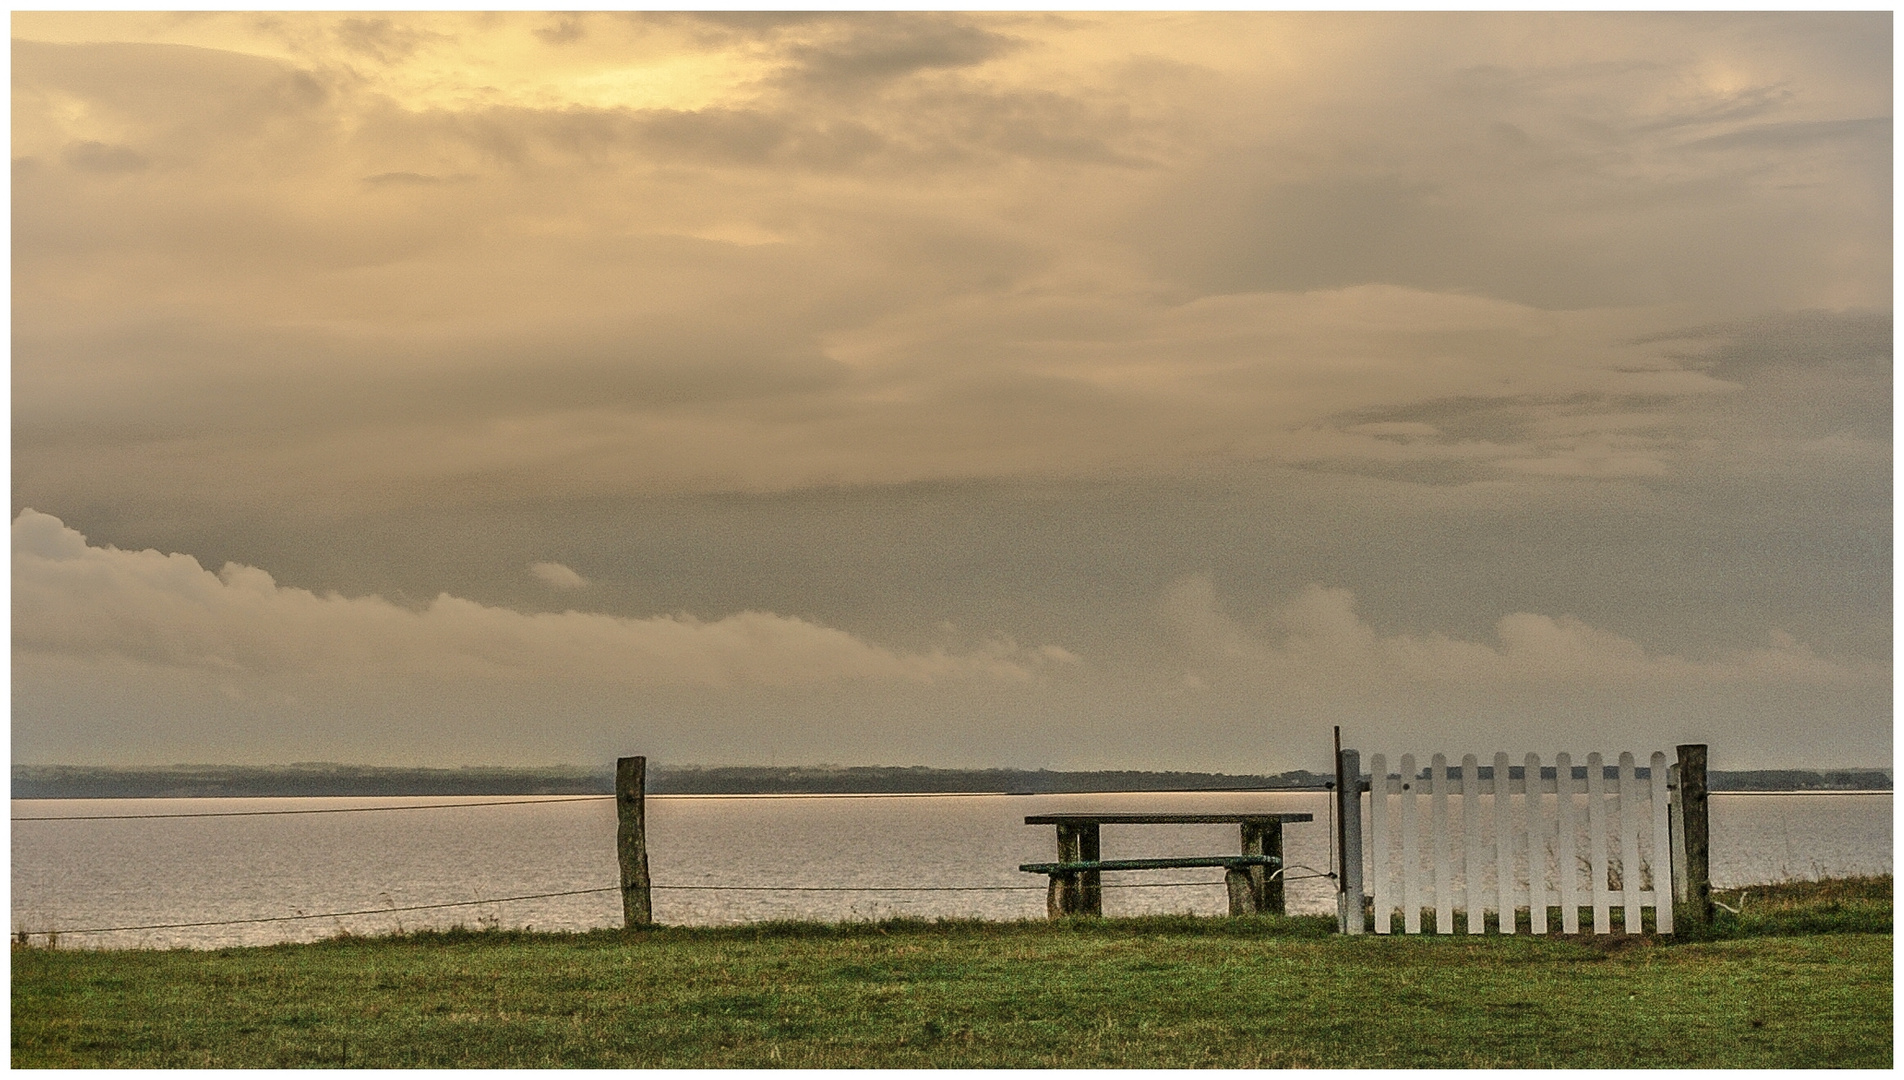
[1023,813,1313,919]
[1021,855,1285,917]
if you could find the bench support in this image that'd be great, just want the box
[1025,813,1309,920]
[1027,855,1284,919]
[1241,821,1285,915]
[1226,868,1255,916]
[1048,822,1102,917]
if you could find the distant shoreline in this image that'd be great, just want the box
[11,763,1892,799]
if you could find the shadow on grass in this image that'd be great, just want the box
[1691,874,1892,940]
[28,875,1867,957]
[301,910,1339,952]
[264,875,1886,954]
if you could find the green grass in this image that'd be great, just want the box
[12,877,1891,1068]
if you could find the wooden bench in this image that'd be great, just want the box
[1023,813,1313,919]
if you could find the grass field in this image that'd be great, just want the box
[12,877,1890,1068]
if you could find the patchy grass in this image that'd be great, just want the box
[12,880,1891,1068]
[1698,874,1892,938]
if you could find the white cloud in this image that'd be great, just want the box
[12,509,1055,687]
[528,561,587,590]
[1163,575,1880,692]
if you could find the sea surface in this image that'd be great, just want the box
[11,790,1891,950]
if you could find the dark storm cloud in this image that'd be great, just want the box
[532,15,586,47]
[360,170,467,187]
[13,39,328,143]
[1124,15,1888,311]
[14,299,859,444]
[1678,115,1890,152]
[1129,172,1454,298]
[775,14,1019,91]
[61,140,149,174]
[331,17,433,65]
[1680,309,1890,384]
[628,107,794,164]
[1293,309,1890,488]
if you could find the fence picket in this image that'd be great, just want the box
[1461,755,1484,934]
[1587,752,1610,934]
[1525,753,1548,935]
[1432,754,1452,934]
[1650,751,1674,934]
[1370,754,1391,935]
[1619,752,1642,934]
[1401,754,1421,934]
[1494,751,1514,934]
[1555,752,1579,934]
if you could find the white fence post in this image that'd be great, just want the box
[1337,749,1365,934]
[1650,751,1674,934]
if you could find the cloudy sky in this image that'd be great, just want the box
[12,11,1890,772]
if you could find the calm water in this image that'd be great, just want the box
[11,790,1891,950]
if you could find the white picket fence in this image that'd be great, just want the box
[1351,751,1676,936]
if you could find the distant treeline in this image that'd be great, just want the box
[8,762,1891,799]
[10,764,606,800]
[1708,770,1894,792]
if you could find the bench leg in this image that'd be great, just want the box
[1051,824,1103,917]
[1266,824,1286,915]
[1242,823,1267,913]
[1079,824,1102,916]
[1226,868,1254,917]
[1053,824,1084,918]
[1242,823,1286,914]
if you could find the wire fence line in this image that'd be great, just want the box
[22,872,1338,938]
[16,792,1336,938]
[30,887,622,936]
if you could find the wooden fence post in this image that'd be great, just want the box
[1675,744,1712,926]
[1668,762,1688,903]
[617,756,653,928]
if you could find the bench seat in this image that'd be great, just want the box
[1020,854,1281,875]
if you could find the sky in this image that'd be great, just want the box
[11,11,1891,773]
